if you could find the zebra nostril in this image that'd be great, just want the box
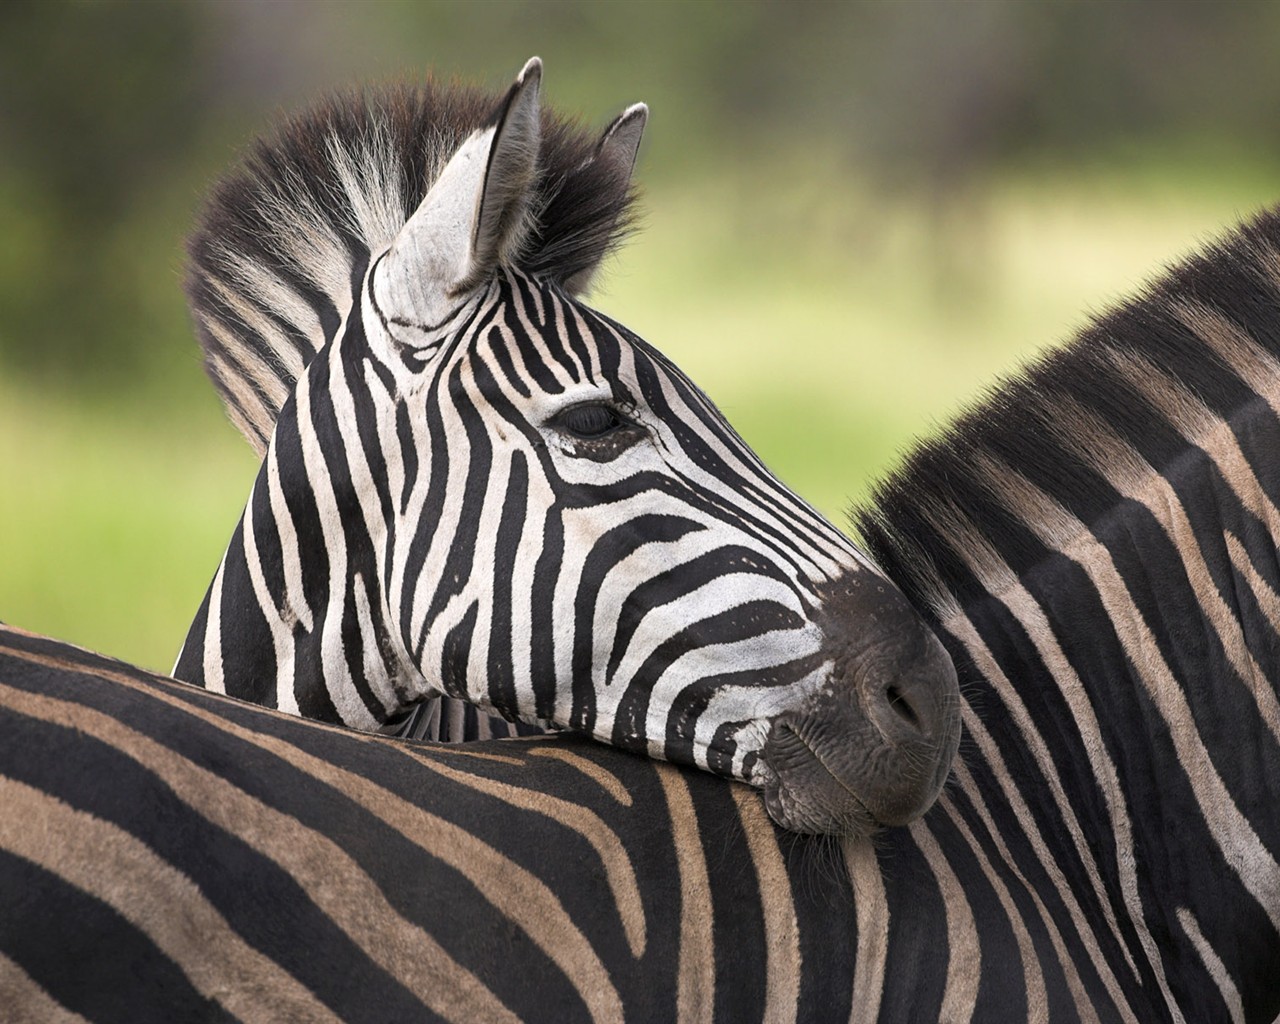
[874,678,935,742]
[885,683,921,730]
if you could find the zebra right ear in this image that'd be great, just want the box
[372,58,543,348]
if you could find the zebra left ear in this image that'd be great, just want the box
[373,58,542,343]
[596,102,647,178]
[561,102,648,297]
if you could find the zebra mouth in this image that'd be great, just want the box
[758,721,884,837]
[758,704,952,836]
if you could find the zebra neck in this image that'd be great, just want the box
[175,345,433,730]
[933,395,1280,1007]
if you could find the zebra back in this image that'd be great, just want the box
[0,624,858,1022]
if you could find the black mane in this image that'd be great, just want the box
[186,77,639,451]
[858,207,1280,618]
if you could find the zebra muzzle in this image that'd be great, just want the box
[758,577,961,836]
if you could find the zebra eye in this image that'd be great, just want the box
[557,403,626,439]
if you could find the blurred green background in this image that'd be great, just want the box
[4,0,1280,671]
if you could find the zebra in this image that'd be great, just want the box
[8,200,1280,1023]
[4,622,864,1023]
[170,58,962,837]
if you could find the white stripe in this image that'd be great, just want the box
[201,556,227,695]
[1175,906,1244,1024]
[240,476,300,716]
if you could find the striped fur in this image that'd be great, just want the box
[853,207,1280,1020]
[174,61,962,835]
[7,208,1280,1020]
[1,626,860,1023]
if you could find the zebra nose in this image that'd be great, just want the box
[757,575,961,835]
[868,671,941,745]
[825,572,960,744]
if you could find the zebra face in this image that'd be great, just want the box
[180,57,961,836]
[358,256,960,834]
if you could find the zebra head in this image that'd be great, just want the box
[178,59,960,835]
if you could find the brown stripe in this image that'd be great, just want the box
[527,745,634,805]
[843,835,887,1022]
[418,745,527,766]
[393,742,646,957]
[910,812,980,1022]
[731,785,800,1024]
[0,775,340,1023]
[0,644,623,1022]
[937,797,1048,1021]
[1175,907,1244,1024]
[0,951,92,1024]
[657,763,716,1023]
[949,761,1100,1022]
[1224,530,1280,637]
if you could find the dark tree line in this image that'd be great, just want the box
[4,0,1280,380]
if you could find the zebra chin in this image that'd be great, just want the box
[756,577,962,837]
[758,720,955,837]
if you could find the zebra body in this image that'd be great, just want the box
[853,206,1280,1020]
[3,626,845,1024]
[9,202,1280,1021]
[173,60,961,836]
[4,63,1279,1024]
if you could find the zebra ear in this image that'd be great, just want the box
[561,102,647,296]
[373,58,542,343]
[596,102,647,178]
[462,56,543,293]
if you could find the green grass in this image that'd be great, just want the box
[0,381,257,671]
[2,160,1275,671]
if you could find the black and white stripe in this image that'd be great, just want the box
[8,179,1280,1024]
[172,59,960,836]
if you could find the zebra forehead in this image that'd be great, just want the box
[188,77,640,452]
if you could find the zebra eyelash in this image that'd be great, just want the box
[552,401,633,440]
[545,400,648,462]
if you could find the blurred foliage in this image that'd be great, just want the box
[6,0,1280,379]
[3,0,1280,667]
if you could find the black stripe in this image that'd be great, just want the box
[0,846,234,1024]
[487,450,528,718]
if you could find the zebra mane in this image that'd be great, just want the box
[857,206,1280,620]
[187,78,640,453]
